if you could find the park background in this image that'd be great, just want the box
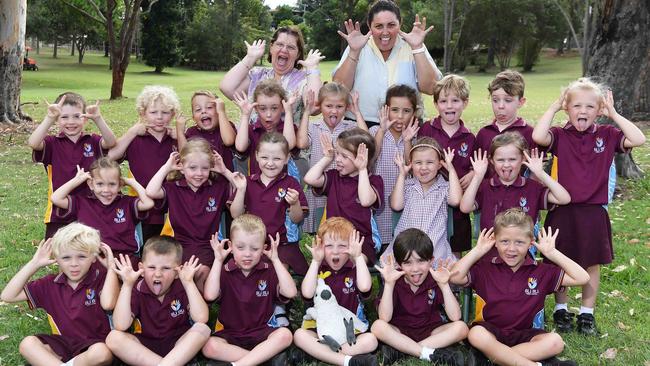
[1,0,649,365]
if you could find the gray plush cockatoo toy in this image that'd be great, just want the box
[303,274,368,352]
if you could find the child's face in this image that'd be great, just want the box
[143,99,174,133]
[491,144,524,184]
[334,142,358,176]
[255,94,284,131]
[566,89,602,132]
[322,233,350,271]
[491,88,525,126]
[88,168,121,205]
[56,248,97,286]
[181,152,211,190]
[435,90,468,126]
[57,104,87,138]
[256,142,289,180]
[140,252,179,297]
[230,231,265,276]
[387,96,415,133]
[398,251,433,287]
[320,96,347,129]
[192,95,219,131]
[494,226,532,271]
[410,149,442,187]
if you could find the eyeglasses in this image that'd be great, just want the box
[273,42,298,52]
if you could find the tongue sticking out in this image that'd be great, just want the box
[328,116,338,125]
[153,282,163,295]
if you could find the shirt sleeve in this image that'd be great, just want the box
[24,275,54,310]
[539,262,565,295]
[610,125,630,154]
[92,134,107,156]
[32,135,54,164]
[129,196,149,221]
[474,180,487,211]
[55,194,78,220]
[129,286,141,319]
[313,169,335,197]
[289,177,309,212]
[548,127,561,155]
[533,180,550,211]
[369,174,385,210]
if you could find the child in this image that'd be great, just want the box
[296,82,367,233]
[370,84,419,247]
[50,157,154,266]
[202,214,297,365]
[450,208,589,366]
[407,75,475,256]
[372,228,469,366]
[460,132,570,232]
[233,79,298,177]
[106,236,211,365]
[293,217,379,366]
[384,137,461,262]
[107,85,180,243]
[146,138,240,287]
[229,132,309,275]
[304,128,384,264]
[532,78,646,335]
[1,223,118,366]
[28,92,117,239]
[176,90,237,171]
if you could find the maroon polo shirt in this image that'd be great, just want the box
[56,194,147,254]
[130,278,192,342]
[215,258,288,339]
[316,261,371,316]
[24,265,111,339]
[382,273,445,332]
[123,132,177,225]
[474,118,537,155]
[33,133,104,223]
[466,255,564,331]
[549,123,628,205]
[186,124,235,171]
[228,173,308,244]
[475,176,549,230]
[240,118,298,176]
[314,170,384,263]
[418,117,476,179]
[163,176,230,254]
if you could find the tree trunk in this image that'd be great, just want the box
[587,0,649,179]
[110,67,125,100]
[71,34,75,56]
[36,37,40,54]
[53,37,58,58]
[0,0,27,125]
[154,65,163,73]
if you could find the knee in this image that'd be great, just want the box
[547,333,565,354]
[274,327,294,348]
[467,326,487,348]
[105,330,126,351]
[190,322,211,340]
[202,337,221,358]
[86,343,113,365]
[370,319,389,337]
[19,336,41,356]
[452,320,469,339]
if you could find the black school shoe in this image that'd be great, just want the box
[553,309,575,333]
[468,345,493,366]
[349,353,379,366]
[267,350,289,366]
[380,343,406,365]
[541,356,578,366]
[576,313,597,335]
[429,346,466,366]
[289,346,315,365]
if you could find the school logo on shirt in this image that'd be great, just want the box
[256,280,270,297]
[84,288,96,306]
[170,299,185,317]
[519,197,530,213]
[205,197,218,212]
[113,208,126,223]
[458,142,469,158]
[594,137,605,153]
[427,288,435,305]
[342,277,355,294]
[525,277,539,296]
[276,188,287,203]
[82,143,94,157]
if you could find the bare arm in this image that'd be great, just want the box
[443,148,463,206]
[533,98,562,147]
[233,92,256,154]
[301,237,324,298]
[523,149,570,205]
[204,235,231,301]
[51,166,90,209]
[216,99,237,146]
[1,240,56,303]
[459,150,487,213]
[398,15,441,94]
[228,173,247,218]
[285,188,305,223]
[304,134,334,188]
[178,256,209,323]
[450,228,494,286]
[145,152,180,200]
[430,261,461,321]
[601,90,646,148]
[282,96,297,150]
[296,90,315,150]
[350,230,372,292]
[111,255,142,331]
[175,114,189,152]
[332,20,369,90]
[390,153,410,211]
[29,97,66,150]
[107,123,147,160]
[98,244,119,311]
[354,144,377,207]
[374,255,404,321]
[266,234,298,298]
[123,177,155,211]
[83,101,117,149]
[219,40,264,99]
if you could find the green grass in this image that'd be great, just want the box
[1,49,649,365]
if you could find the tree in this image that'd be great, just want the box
[553,0,593,75]
[272,4,302,27]
[141,0,182,73]
[0,0,27,125]
[586,0,649,178]
[302,0,366,59]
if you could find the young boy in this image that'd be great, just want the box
[1,222,119,366]
[106,236,211,365]
[450,208,589,366]
[28,92,117,239]
[202,214,297,365]
[372,228,469,366]
[293,217,379,366]
[408,75,475,256]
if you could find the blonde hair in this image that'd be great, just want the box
[433,74,470,102]
[489,131,529,159]
[253,79,287,103]
[318,82,350,106]
[257,132,290,156]
[562,77,607,110]
[51,222,101,257]
[230,214,267,244]
[488,70,525,98]
[168,137,217,181]
[136,85,181,117]
[88,157,121,180]
[191,90,217,105]
[409,136,443,161]
[317,217,354,242]
[494,208,534,240]
[141,236,182,264]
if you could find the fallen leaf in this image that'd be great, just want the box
[617,322,630,331]
[600,348,617,360]
[0,335,8,341]
[628,238,640,244]
[574,293,582,299]
[612,265,627,272]
[629,308,634,316]
[600,333,609,338]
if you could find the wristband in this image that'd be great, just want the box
[305,69,321,76]
[411,46,427,55]
[347,54,359,63]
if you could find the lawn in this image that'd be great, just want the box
[0,49,648,365]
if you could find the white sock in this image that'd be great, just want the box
[579,306,594,315]
[63,357,76,366]
[343,355,352,366]
[420,347,435,360]
[554,303,568,312]
[537,363,543,366]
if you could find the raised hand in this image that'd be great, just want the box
[441,147,455,170]
[298,49,325,70]
[245,39,266,61]
[284,187,300,206]
[130,122,149,136]
[74,165,91,183]
[399,14,434,49]
[553,90,567,113]
[166,152,183,171]
[348,91,361,115]
[470,149,488,178]
[283,91,299,112]
[402,117,420,142]
[176,112,189,130]
[210,233,231,263]
[600,89,618,118]
[215,97,227,115]
[533,226,559,257]
[166,125,178,140]
[177,255,201,283]
[231,172,248,191]
[430,258,453,285]
[211,150,227,174]
[346,230,364,260]
[113,254,143,285]
[45,95,66,119]
[234,91,257,116]
[264,233,281,261]
[306,236,325,264]
[30,239,56,268]
[394,153,411,177]
[379,105,396,132]
[82,100,101,121]
[320,133,335,159]
[352,142,368,170]
[475,228,496,253]
[374,255,404,284]
[523,148,544,176]
[337,19,370,52]
[303,89,318,115]
[97,243,115,269]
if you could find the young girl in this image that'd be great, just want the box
[370,84,419,248]
[108,85,180,242]
[229,132,309,275]
[533,78,646,335]
[296,82,367,233]
[145,137,241,287]
[304,128,384,264]
[382,137,461,262]
[50,157,154,266]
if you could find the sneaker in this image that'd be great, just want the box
[349,353,379,366]
[552,309,575,333]
[429,347,465,366]
[289,346,314,365]
[468,345,492,366]
[380,344,405,365]
[269,351,288,366]
[541,356,578,366]
[576,313,597,335]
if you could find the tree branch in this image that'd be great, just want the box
[61,0,106,24]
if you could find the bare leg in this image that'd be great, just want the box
[72,343,113,366]
[105,330,162,366]
[371,320,424,357]
[554,287,569,305]
[159,323,210,366]
[419,320,469,349]
[581,265,600,308]
[294,329,377,365]
[203,328,292,366]
[511,333,565,361]
[19,336,63,366]
[467,326,537,366]
[202,336,249,362]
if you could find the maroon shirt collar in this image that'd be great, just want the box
[55,132,93,142]
[174,177,213,189]
[224,257,271,273]
[562,121,598,134]
[252,118,283,133]
[431,116,472,136]
[489,176,526,188]
[250,172,288,184]
[320,259,355,272]
[135,277,182,298]
[489,117,527,130]
[491,254,537,268]
[399,272,435,295]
